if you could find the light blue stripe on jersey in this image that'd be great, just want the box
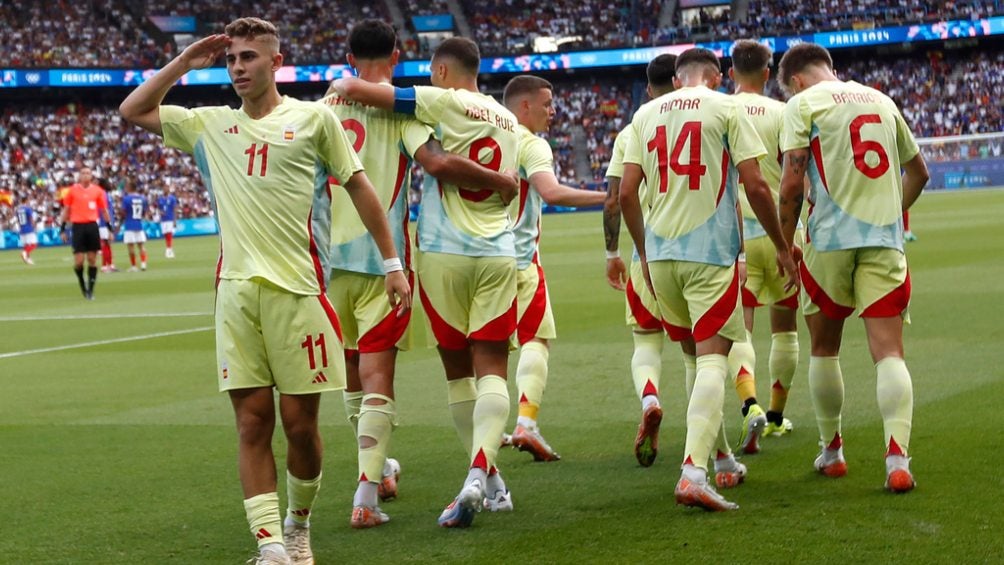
[513,170,543,269]
[417,175,515,257]
[743,216,802,241]
[311,162,334,289]
[193,140,220,226]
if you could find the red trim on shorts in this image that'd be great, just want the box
[692,266,740,342]
[715,149,729,206]
[860,271,911,318]
[344,348,360,361]
[626,278,663,332]
[810,138,829,193]
[517,262,548,345]
[776,291,800,310]
[418,284,468,350]
[471,297,517,342]
[317,293,344,342]
[663,320,694,342]
[359,272,415,353]
[741,286,763,308]
[306,207,326,292]
[800,262,854,319]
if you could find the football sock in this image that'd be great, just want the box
[809,356,844,445]
[357,394,396,500]
[343,390,363,434]
[729,331,757,407]
[683,353,697,398]
[130,252,136,266]
[768,331,799,418]
[244,492,283,548]
[515,341,548,423]
[285,471,321,527]
[141,249,148,263]
[683,354,728,472]
[631,331,663,401]
[87,266,97,293]
[101,241,112,266]
[447,377,477,457]
[471,375,509,471]
[876,357,913,455]
[74,266,86,294]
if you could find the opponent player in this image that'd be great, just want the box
[620,48,798,511]
[776,43,928,493]
[120,18,410,564]
[15,198,38,265]
[98,186,117,272]
[121,183,149,272]
[500,75,606,462]
[727,40,801,453]
[60,167,113,299]
[157,187,179,257]
[322,19,518,529]
[330,37,521,528]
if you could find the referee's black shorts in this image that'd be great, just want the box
[71,222,101,253]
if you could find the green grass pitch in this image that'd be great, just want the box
[2,189,1003,563]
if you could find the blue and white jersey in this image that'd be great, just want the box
[158,194,178,221]
[122,193,147,231]
[16,205,34,234]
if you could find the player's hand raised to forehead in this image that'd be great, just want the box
[179,34,231,70]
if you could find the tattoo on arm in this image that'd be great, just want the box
[603,206,621,251]
[789,154,808,176]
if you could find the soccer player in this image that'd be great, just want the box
[60,167,113,300]
[501,75,606,462]
[776,43,929,493]
[98,187,118,272]
[620,48,798,511]
[121,183,149,272]
[321,19,518,529]
[120,17,410,564]
[727,39,801,453]
[330,37,521,528]
[15,198,38,265]
[157,187,179,257]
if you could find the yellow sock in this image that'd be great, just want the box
[471,375,510,470]
[683,353,696,398]
[286,472,321,526]
[343,390,363,435]
[244,492,283,548]
[447,377,477,458]
[357,394,396,483]
[768,331,799,413]
[729,331,757,403]
[683,354,728,471]
[516,341,549,421]
[809,356,844,444]
[876,357,913,455]
[631,332,664,400]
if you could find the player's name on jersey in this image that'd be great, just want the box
[744,104,768,116]
[323,95,358,108]
[659,98,702,113]
[831,91,879,105]
[464,105,516,133]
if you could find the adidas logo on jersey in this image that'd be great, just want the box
[224,125,239,134]
[312,372,328,384]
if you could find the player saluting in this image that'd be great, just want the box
[330,37,521,528]
[500,75,607,462]
[776,43,929,493]
[321,19,517,529]
[120,17,409,565]
[620,48,798,511]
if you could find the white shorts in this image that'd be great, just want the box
[124,230,147,244]
[99,226,110,240]
[160,221,175,234]
[20,232,38,246]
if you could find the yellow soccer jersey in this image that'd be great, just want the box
[161,96,363,295]
[512,124,554,269]
[624,85,766,266]
[781,80,919,252]
[735,91,785,239]
[321,90,433,275]
[397,85,520,257]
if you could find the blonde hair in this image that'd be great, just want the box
[224,17,280,54]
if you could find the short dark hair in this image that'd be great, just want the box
[731,40,772,75]
[646,54,677,89]
[503,75,553,107]
[433,37,481,76]
[675,47,720,78]
[778,43,833,89]
[348,19,397,59]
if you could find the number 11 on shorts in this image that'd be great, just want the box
[301,333,328,370]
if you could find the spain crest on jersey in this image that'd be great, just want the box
[283,125,296,142]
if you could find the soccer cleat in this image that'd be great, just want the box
[499,433,513,447]
[814,444,848,478]
[510,424,561,461]
[350,505,390,529]
[378,457,401,501]
[763,418,794,437]
[675,476,739,511]
[634,404,663,467]
[483,488,513,512]
[282,523,314,565]
[437,480,483,528]
[128,266,139,272]
[738,403,768,454]
[885,455,915,493]
[246,548,292,565]
[165,248,175,258]
[21,251,33,265]
[904,231,918,242]
[141,261,147,271]
[713,454,747,489]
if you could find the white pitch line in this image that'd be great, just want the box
[0,326,213,359]
[0,312,212,322]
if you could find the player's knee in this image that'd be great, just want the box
[235,411,275,445]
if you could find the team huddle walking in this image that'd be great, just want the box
[119,16,927,565]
